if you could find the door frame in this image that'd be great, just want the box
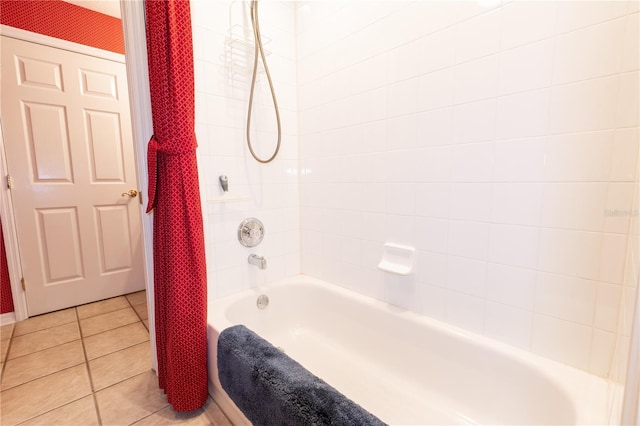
[0,1,156,370]
[120,0,157,372]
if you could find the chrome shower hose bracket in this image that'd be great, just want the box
[238,218,265,247]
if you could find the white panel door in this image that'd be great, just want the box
[1,36,145,316]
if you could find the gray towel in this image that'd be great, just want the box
[217,324,387,426]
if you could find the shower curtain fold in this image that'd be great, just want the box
[145,0,208,411]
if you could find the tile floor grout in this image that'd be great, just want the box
[0,326,14,379]
[5,321,142,359]
[125,294,150,331]
[76,306,105,426]
[0,291,231,426]
[3,362,82,391]
[4,324,144,369]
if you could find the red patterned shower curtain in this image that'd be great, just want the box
[145,0,207,411]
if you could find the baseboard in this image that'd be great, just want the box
[0,311,16,325]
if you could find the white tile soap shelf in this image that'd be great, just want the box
[378,243,415,275]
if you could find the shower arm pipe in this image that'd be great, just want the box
[246,0,282,164]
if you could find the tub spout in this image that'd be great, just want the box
[248,254,267,269]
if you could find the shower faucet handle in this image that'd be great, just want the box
[238,218,265,247]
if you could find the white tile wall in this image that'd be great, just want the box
[444,291,486,334]
[531,314,593,371]
[296,0,639,378]
[486,263,536,311]
[500,2,557,50]
[548,76,619,134]
[552,17,627,85]
[488,224,539,269]
[555,1,629,33]
[484,301,533,349]
[191,0,300,299]
[535,273,598,325]
[191,0,638,381]
[446,256,487,297]
[495,89,549,139]
[497,40,553,95]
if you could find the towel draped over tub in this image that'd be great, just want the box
[217,324,387,426]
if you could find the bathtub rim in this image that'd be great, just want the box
[207,273,623,425]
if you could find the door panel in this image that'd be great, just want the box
[85,110,126,182]
[95,205,134,273]
[36,207,84,283]
[1,36,145,316]
[17,56,63,90]
[80,69,118,99]
[23,102,73,182]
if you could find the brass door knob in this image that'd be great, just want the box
[121,189,138,198]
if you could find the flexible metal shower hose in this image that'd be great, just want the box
[246,0,281,163]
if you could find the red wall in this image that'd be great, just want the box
[0,0,124,54]
[0,220,15,315]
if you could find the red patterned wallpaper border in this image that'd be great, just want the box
[0,0,124,54]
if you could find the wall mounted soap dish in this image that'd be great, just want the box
[378,243,415,275]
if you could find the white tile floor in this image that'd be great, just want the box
[0,292,232,426]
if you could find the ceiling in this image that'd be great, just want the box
[62,0,121,19]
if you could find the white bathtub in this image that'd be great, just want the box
[207,275,622,425]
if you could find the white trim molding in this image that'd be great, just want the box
[0,120,29,322]
[0,312,16,326]
[0,25,125,63]
[120,0,158,372]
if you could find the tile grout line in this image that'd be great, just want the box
[86,296,153,405]
[2,315,83,393]
[1,292,187,425]
[99,294,176,425]
[0,324,15,388]
[94,369,152,394]
[9,319,77,338]
[128,403,169,426]
[81,306,142,324]
[82,318,145,340]
[13,393,96,426]
[125,292,150,332]
[75,293,143,321]
[76,306,105,426]
[87,343,173,425]
[88,341,153,391]
[84,337,152,364]
[3,299,147,425]
[6,370,94,423]
[0,351,86,392]
[4,331,83,363]
[1,327,150,372]
[37,323,152,425]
